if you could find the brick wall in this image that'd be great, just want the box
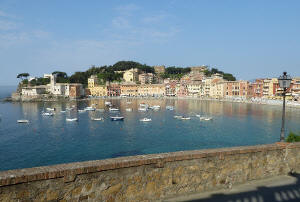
[1,143,300,201]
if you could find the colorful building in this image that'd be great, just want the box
[137,84,165,97]
[120,84,138,97]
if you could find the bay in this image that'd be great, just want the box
[0,87,300,171]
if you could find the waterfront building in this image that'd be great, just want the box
[138,73,154,84]
[250,79,264,98]
[120,84,138,97]
[107,84,121,97]
[123,68,139,83]
[137,84,165,97]
[69,84,84,98]
[291,78,300,98]
[176,83,188,97]
[187,81,202,97]
[21,86,47,96]
[165,80,178,96]
[87,75,107,97]
[224,80,249,98]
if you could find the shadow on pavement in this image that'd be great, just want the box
[186,173,300,202]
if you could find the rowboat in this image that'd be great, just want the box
[140,118,152,122]
[109,108,119,111]
[84,107,95,111]
[110,116,124,121]
[66,118,78,122]
[42,112,54,116]
[46,108,55,111]
[91,118,103,121]
[17,120,29,123]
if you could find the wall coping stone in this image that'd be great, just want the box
[0,142,299,187]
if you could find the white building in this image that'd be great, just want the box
[22,86,46,96]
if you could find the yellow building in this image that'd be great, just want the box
[137,84,165,97]
[87,75,107,96]
[123,68,139,83]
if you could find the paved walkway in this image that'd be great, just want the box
[163,174,300,202]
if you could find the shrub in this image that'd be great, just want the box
[286,132,300,142]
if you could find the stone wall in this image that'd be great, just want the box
[1,143,300,201]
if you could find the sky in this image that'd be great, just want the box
[0,0,300,85]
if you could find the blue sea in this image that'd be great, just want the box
[1,86,300,171]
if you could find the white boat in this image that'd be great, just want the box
[126,108,133,112]
[149,105,160,110]
[42,112,54,116]
[174,115,183,119]
[105,101,111,106]
[181,117,191,120]
[204,117,213,121]
[166,106,174,110]
[91,117,103,121]
[17,119,29,123]
[139,103,148,108]
[46,108,55,111]
[196,114,201,118]
[109,108,119,111]
[61,111,66,113]
[84,107,95,111]
[78,109,85,113]
[138,107,148,111]
[140,118,152,122]
[66,118,78,122]
[110,116,124,121]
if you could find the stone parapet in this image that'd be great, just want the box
[1,143,300,201]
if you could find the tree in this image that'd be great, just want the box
[52,71,69,83]
[17,73,30,80]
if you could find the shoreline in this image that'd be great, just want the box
[3,95,300,109]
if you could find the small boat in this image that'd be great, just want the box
[46,108,55,111]
[181,117,191,120]
[126,108,133,112]
[174,115,183,119]
[149,105,160,110]
[42,112,54,116]
[109,108,119,111]
[166,106,174,110]
[78,109,85,113]
[66,107,73,111]
[204,117,213,121]
[196,114,201,118]
[140,118,152,122]
[138,107,148,111]
[91,117,103,121]
[139,103,148,108]
[60,111,66,113]
[17,119,29,123]
[84,107,95,111]
[66,118,78,122]
[105,101,111,106]
[96,109,105,112]
[110,116,124,121]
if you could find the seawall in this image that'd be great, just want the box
[1,143,300,201]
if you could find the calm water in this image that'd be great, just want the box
[1,88,300,171]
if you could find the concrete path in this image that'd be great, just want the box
[163,174,300,202]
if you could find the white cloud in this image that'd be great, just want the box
[0,20,17,30]
[142,14,168,24]
[112,16,130,29]
[115,4,139,15]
